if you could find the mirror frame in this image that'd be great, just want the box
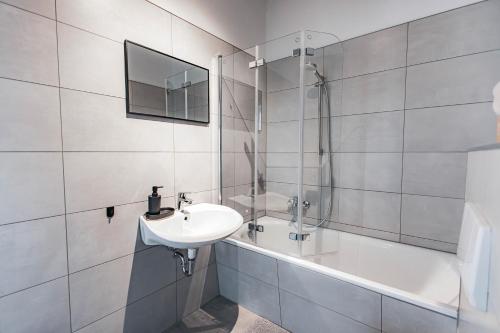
[124,40,210,124]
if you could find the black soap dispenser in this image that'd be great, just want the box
[148,186,163,215]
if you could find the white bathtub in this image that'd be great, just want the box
[225,216,460,318]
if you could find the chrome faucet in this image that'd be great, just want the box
[287,196,311,222]
[177,192,193,210]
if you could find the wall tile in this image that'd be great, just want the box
[64,152,174,213]
[77,284,177,333]
[234,152,253,186]
[69,247,176,330]
[0,216,67,297]
[382,296,456,333]
[216,242,278,286]
[60,89,174,152]
[404,103,496,152]
[400,235,457,253]
[406,50,500,109]
[177,264,219,320]
[342,24,407,78]
[0,4,58,85]
[57,0,172,54]
[233,81,255,120]
[403,153,467,198]
[1,0,55,18]
[338,188,401,233]
[233,118,254,153]
[401,194,464,244]
[67,201,150,273]
[337,152,402,192]
[221,116,235,152]
[341,68,406,115]
[338,111,404,152]
[0,78,61,151]
[267,121,299,153]
[0,152,65,225]
[173,120,211,152]
[267,88,299,122]
[407,1,500,65]
[221,153,235,187]
[267,56,299,92]
[280,290,379,333]
[171,16,233,71]
[58,23,125,97]
[0,277,70,333]
[174,152,213,193]
[278,261,381,328]
[323,42,344,81]
[217,264,281,325]
[324,221,400,242]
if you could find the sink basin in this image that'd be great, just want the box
[139,203,243,249]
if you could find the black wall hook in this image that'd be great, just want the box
[106,206,115,221]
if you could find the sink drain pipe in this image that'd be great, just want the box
[173,248,198,276]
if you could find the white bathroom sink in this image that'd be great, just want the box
[139,203,243,249]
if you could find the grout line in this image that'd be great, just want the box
[0,275,68,300]
[54,2,73,329]
[0,0,55,20]
[399,23,410,243]
[407,47,500,68]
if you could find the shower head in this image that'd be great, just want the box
[305,62,325,84]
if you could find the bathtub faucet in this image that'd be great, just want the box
[287,196,311,222]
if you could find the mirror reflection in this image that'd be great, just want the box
[125,40,209,123]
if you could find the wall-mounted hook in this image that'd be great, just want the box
[106,206,114,223]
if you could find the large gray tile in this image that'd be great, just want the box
[215,242,278,286]
[323,221,400,242]
[338,188,401,233]
[0,216,67,297]
[323,42,344,81]
[266,181,297,214]
[69,247,176,330]
[278,261,381,328]
[337,153,402,192]
[404,103,496,152]
[233,118,255,153]
[338,111,404,152]
[402,153,467,198]
[0,78,61,151]
[217,264,281,325]
[67,201,150,273]
[173,120,211,152]
[0,277,70,333]
[267,88,299,122]
[342,25,407,78]
[408,1,500,65]
[400,235,457,253]
[401,194,464,244]
[267,56,299,92]
[1,0,55,18]
[267,121,299,153]
[0,152,65,225]
[172,16,233,70]
[57,0,172,54]
[221,153,235,187]
[0,4,58,85]
[174,152,213,193]
[382,296,456,333]
[280,290,379,333]
[234,152,253,186]
[221,116,234,153]
[58,23,125,97]
[60,89,174,152]
[233,81,255,121]
[77,284,177,333]
[341,68,406,115]
[64,152,174,213]
[177,264,219,320]
[406,50,500,109]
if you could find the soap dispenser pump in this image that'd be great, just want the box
[148,186,163,215]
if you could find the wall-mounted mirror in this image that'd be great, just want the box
[124,40,210,123]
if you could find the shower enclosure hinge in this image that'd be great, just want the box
[249,58,265,69]
[289,232,309,241]
[292,48,315,57]
[181,81,192,88]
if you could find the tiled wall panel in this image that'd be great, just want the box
[0,0,229,331]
